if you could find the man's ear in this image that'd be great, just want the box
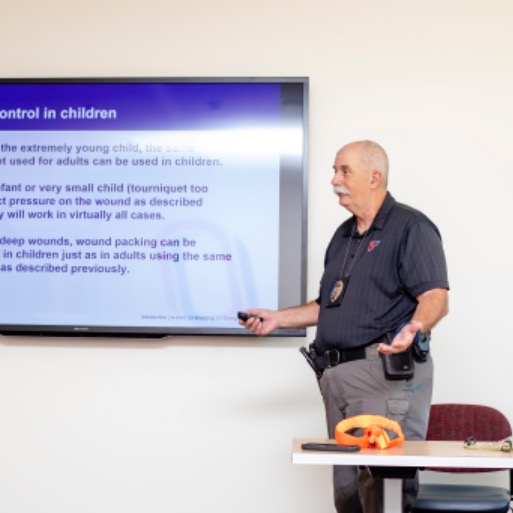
[370,170,383,188]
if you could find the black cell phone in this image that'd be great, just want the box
[301,442,360,452]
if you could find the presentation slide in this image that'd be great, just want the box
[0,80,307,336]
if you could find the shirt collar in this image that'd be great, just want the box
[341,192,396,237]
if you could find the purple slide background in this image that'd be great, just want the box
[0,82,281,131]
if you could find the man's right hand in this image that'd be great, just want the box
[238,309,279,336]
[239,301,320,336]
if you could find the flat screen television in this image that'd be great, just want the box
[0,77,308,337]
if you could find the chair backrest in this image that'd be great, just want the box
[426,403,512,473]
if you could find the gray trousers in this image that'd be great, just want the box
[318,343,433,513]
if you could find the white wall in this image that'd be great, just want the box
[1,1,513,511]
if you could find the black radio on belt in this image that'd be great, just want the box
[412,331,430,362]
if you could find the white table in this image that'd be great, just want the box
[292,439,513,513]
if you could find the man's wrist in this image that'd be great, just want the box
[409,319,423,334]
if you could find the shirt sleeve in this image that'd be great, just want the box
[397,220,449,298]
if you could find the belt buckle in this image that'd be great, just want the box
[324,349,340,369]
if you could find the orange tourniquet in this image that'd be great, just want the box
[335,415,405,449]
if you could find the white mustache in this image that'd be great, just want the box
[333,186,350,195]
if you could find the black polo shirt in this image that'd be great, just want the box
[315,192,449,352]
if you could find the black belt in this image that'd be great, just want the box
[313,345,368,373]
[312,334,390,373]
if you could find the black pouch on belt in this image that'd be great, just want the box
[380,332,414,380]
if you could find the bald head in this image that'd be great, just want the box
[336,140,389,188]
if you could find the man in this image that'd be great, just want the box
[240,140,449,513]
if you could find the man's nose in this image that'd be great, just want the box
[331,171,343,185]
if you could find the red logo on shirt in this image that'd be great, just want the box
[367,241,381,252]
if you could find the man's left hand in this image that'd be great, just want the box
[377,320,422,355]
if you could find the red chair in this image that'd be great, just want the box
[413,404,512,513]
